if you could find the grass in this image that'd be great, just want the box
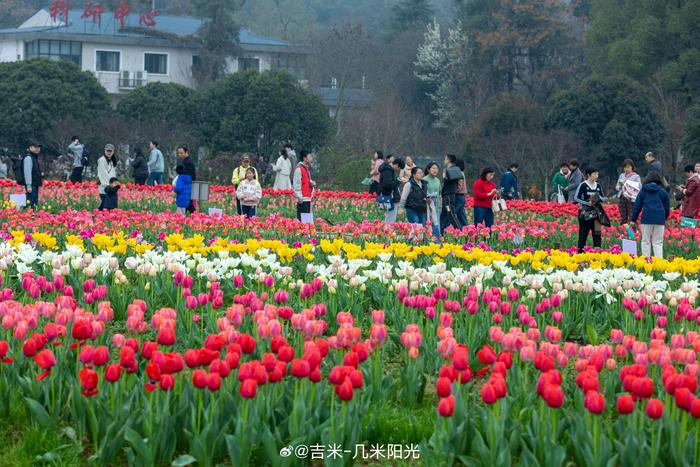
[0,399,83,467]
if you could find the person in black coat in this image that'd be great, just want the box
[379,157,404,225]
[131,149,149,185]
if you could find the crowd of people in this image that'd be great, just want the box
[5,137,700,259]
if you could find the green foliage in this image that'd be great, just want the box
[192,0,243,84]
[682,104,700,161]
[476,95,545,138]
[0,58,110,153]
[454,0,582,103]
[586,0,700,104]
[116,82,195,123]
[392,0,434,30]
[545,77,664,173]
[195,70,331,156]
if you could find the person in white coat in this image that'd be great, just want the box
[97,144,118,210]
[272,149,292,190]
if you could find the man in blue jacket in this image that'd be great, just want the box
[630,172,671,258]
[500,163,519,200]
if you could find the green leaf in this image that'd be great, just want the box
[172,454,197,466]
[23,397,52,428]
[124,428,153,465]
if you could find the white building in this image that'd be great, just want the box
[0,8,306,101]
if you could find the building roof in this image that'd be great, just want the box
[318,87,373,108]
[0,9,301,53]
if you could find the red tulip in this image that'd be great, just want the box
[343,351,359,368]
[690,398,700,419]
[105,364,122,383]
[542,384,564,408]
[438,395,455,417]
[145,361,161,382]
[437,377,452,398]
[192,369,208,389]
[207,372,221,391]
[584,391,605,414]
[240,378,257,398]
[309,367,322,383]
[453,345,469,371]
[185,349,201,368]
[79,345,95,364]
[92,346,110,367]
[646,399,664,419]
[290,359,311,378]
[72,319,92,341]
[159,374,175,391]
[34,349,56,380]
[335,378,354,401]
[0,340,11,363]
[477,345,497,365]
[79,368,99,396]
[349,370,364,389]
[277,345,294,362]
[674,387,694,411]
[22,339,38,357]
[481,383,498,404]
[156,326,176,346]
[617,394,635,414]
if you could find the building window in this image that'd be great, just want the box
[238,57,260,72]
[192,55,201,68]
[96,51,120,72]
[144,53,168,74]
[272,53,305,79]
[24,39,82,66]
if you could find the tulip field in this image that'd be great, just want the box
[2,181,700,466]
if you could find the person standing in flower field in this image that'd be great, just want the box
[566,159,583,203]
[293,150,316,221]
[68,135,85,183]
[284,143,297,186]
[551,163,570,202]
[368,151,384,194]
[399,156,417,189]
[173,165,192,216]
[499,163,520,200]
[21,140,43,209]
[177,146,197,214]
[379,156,404,225]
[130,149,148,185]
[574,167,607,253]
[630,172,671,258]
[97,144,118,211]
[615,159,642,225]
[102,177,120,210]
[423,161,442,240]
[399,166,428,226]
[454,158,469,228]
[236,168,263,219]
[147,140,164,186]
[441,154,462,230]
[272,147,292,190]
[231,155,258,215]
[680,164,700,219]
[473,167,498,228]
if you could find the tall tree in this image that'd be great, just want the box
[192,0,246,84]
[454,0,584,103]
[195,70,331,157]
[392,0,434,30]
[545,77,665,178]
[0,58,110,153]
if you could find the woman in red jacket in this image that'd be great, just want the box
[473,167,498,228]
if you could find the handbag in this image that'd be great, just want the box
[376,194,394,211]
[555,186,565,204]
[581,205,599,221]
[492,197,507,213]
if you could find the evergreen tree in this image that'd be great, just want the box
[392,0,433,30]
[192,0,245,84]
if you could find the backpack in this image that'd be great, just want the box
[81,147,90,167]
[12,155,25,186]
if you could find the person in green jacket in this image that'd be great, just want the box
[551,163,570,202]
[424,162,443,241]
